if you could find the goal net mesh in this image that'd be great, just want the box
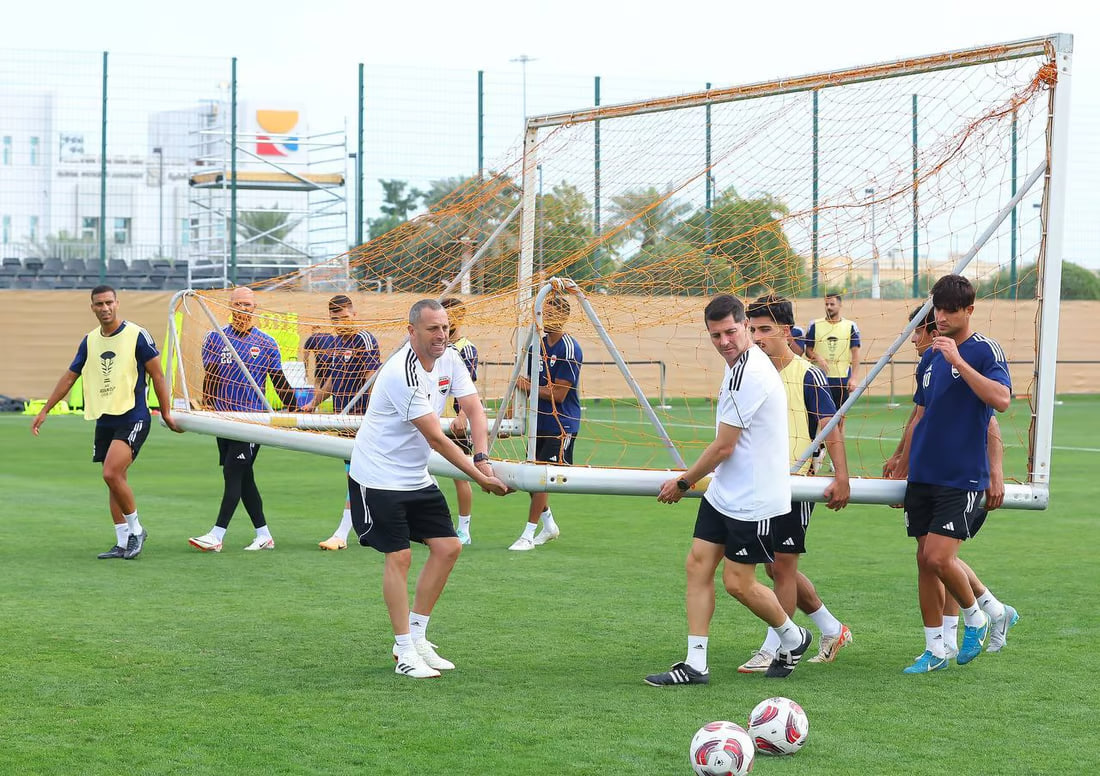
[168,42,1060,487]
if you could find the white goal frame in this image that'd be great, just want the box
[169,34,1072,510]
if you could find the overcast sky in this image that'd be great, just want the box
[10,0,1094,85]
[7,0,1100,265]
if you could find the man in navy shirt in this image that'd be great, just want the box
[509,295,582,551]
[32,285,180,559]
[189,286,297,553]
[300,295,382,551]
[884,306,1019,659]
[894,274,1012,673]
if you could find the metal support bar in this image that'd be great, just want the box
[793,159,1048,472]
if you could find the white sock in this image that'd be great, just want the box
[256,524,273,541]
[114,523,130,546]
[123,511,143,536]
[775,618,803,650]
[458,515,471,534]
[334,509,353,541]
[394,632,412,650]
[924,626,946,658]
[521,522,537,541]
[686,635,708,672]
[410,612,429,642]
[962,602,984,628]
[762,628,782,654]
[977,590,1006,623]
[540,509,557,533]
[807,604,842,638]
[211,526,227,541]
[942,615,960,650]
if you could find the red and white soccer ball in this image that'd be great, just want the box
[747,696,809,755]
[689,720,755,776]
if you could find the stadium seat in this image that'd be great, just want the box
[23,258,44,273]
[44,257,66,274]
[107,258,128,274]
[1,257,21,269]
[130,258,153,274]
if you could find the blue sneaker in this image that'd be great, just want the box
[903,650,948,673]
[987,605,1019,653]
[958,612,991,664]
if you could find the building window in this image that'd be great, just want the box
[82,216,99,241]
[2,215,10,244]
[181,218,191,246]
[2,137,11,165]
[30,137,40,166]
[29,216,39,243]
[113,217,131,245]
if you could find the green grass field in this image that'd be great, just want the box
[2,397,1097,775]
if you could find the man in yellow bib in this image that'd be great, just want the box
[804,293,862,430]
[32,285,181,559]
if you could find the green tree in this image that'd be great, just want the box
[368,179,425,240]
[237,205,292,250]
[537,182,608,282]
[977,261,1100,300]
[607,188,805,297]
[607,186,692,257]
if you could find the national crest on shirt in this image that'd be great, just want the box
[438,376,451,395]
[249,345,260,359]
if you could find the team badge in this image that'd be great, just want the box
[249,345,260,359]
[549,355,558,367]
[951,366,960,379]
[343,349,353,362]
[438,376,451,396]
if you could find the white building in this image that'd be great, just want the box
[1,90,346,269]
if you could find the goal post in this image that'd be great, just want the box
[165,34,1072,510]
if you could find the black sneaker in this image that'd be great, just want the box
[123,530,147,560]
[765,627,813,678]
[97,544,126,559]
[644,661,709,686]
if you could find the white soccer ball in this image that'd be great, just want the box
[747,696,809,755]
[689,720,756,776]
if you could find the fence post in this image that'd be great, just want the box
[99,51,108,283]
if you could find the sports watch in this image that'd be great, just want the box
[473,452,490,464]
[676,478,691,492]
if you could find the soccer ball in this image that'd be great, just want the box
[747,696,809,755]
[689,720,755,775]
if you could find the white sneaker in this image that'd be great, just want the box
[188,532,222,552]
[244,536,275,551]
[508,536,536,551]
[392,640,455,670]
[456,528,471,546]
[737,648,775,673]
[393,645,441,679]
[532,524,560,546]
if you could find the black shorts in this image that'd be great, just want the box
[217,437,260,469]
[693,497,775,564]
[827,380,849,412]
[904,482,987,541]
[534,433,576,465]
[92,420,150,463]
[771,501,814,555]
[347,478,456,554]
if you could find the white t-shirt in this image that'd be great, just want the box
[704,345,792,521]
[349,343,477,490]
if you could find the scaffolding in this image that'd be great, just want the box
[187,105,349,289]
